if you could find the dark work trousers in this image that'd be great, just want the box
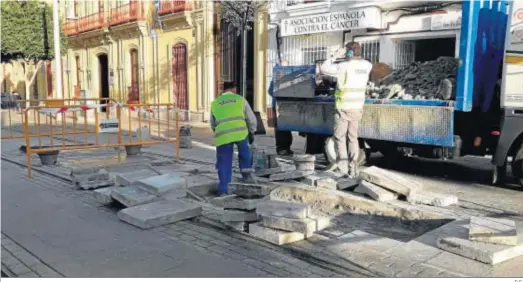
[272,104,293,152]
[215,137,252,194]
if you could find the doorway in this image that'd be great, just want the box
[172,43,188,119]
[98,54,109,112]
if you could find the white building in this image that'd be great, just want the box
[266,0,463,105]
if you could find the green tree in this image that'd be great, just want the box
[1,0,68,100]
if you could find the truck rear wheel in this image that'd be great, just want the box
[511,142,523,188]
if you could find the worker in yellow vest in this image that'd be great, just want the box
[211,82,258,195]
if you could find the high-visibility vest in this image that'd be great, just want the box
[211,93,248,146]
[334,59,373,110]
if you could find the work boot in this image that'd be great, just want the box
[242,173,258,184]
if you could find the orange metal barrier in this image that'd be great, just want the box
[1,98,117,140]
[23,103,180,177]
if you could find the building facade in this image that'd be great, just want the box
[266,0,462,107]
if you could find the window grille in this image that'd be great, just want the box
[394,41,416,69]
[359,40,380,63]
[221,21,237,82]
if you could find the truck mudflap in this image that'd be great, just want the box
[277,100,455,147]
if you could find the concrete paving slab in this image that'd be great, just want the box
[354,180,398,202]
[255,165,296,177]
[269,170,314,182]
[261,214,317,234]
[385,240,442,263]
[437,236,523,265]
[222,221,246,232]
[210,194,266,210]
[111,186,159,207]
[337,178,360,190]
[134,174,188,196]
[114,169,159,186]
[407,190,458,207]
[92,187,114,205]
[160,189,188,201]
[220,209,259,222]
[256,200,309,219]
[360,166,421,196]
[229,183,274,197]
[469,217,518,246]
[301,175,323,186]
[117,199,202,229]
[316,178,337,190]
[249,223,305,245]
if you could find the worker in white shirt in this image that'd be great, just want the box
[320,42,372,178]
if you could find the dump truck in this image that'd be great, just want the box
[271,0,523,188]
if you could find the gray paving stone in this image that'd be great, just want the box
[249,223,305,245]
[210,194,266,210]
[111,186,158,207]
[92,187,114,205]
[160,189,188,201]
[469,216,518,246]
[117,199,202,229]
[134,173,188,196]
[256,200,309,219]
[385,240,442,263]
[360,166,421,196]
[437,236,523,265]
[337,178,360,190]
[18,272,39,278]
[425,251,492,276]
[255,165,296,177]
[7,262,31,275]
[354,180,398,202]
[407,190,458,207]
[10,250,40,267]
[220,210,258,222]
[269,170,314,181]
[70,166,103,176]
[31,263,62,278]
[228,183,274,198]
[78,178,114,190]
[114,169,159,186]
[301,175,322,186]
[261,214,317,234]
[316,177,338,190]
[222,221,247,231]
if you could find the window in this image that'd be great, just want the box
[301,47,327,65]
[393,41,416,70]
[75,56,81,88]
[221,21,237,82]
[130,49,139,86]
[359,40,380,64]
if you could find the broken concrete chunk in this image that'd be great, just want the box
[469,217,518,246]
[407,190,458,207]
[261,214,318,234]
[293,154,316,171]
[134,173,188,196]
[220,209,259,222]
[117,199,202,229]
[316,178,338,190]
[70,166,103,176]
[360,166,421,196]
[92,187,114,205]
[249,222,305,245]
[354,180,398,202]
[160,189,188,201]
[210,194,266,210]
[111,186,158,207]
[269,170,314,181]
[222,220,246,232]
[337,178,360,190]
[256,200,309,219]
[436,236,523,265]
[228,183,273,197]
[114,169,159,186]
[308,214,331,231]
[255,165,296,177]
[301,175,323,186]
[77,178,114,190]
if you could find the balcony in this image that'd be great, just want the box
[159,0,188,15]
[109,1,145,27]
[64,19,78,36]
[77,13,106,33]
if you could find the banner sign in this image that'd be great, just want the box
[431,11,462,30]
[280,7,382,37]
[99,119,119,133]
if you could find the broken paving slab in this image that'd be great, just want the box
[92,187,114,205]
[111,186,158,207]
[114,169,159,186]
[360,166,421,196]
[469,217,518,246]
[407,190,458,207]
[337,178,360,190]
[70,165,103,176]
[117,199,202,229]
[160,189,188,201]
[255,164,296,177]
[228,182,274,198]
[261,214,327,234]
[354,180,398,202]
[210,194,266,210]
[301,175,323,186]
[133,173,188,196]
[269,170,314,182]
[256,200,309,219]
[220,209,258,222]
[436,235,523,265]
[316,177,338,190]
[78,178,114,190]
[249,222,305,245]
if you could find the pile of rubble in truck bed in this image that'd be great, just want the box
[366,56,459,100]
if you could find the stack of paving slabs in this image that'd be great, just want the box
[436,217,523,265]
[210,192,267,231]
[356,166,458,206]
[92,171,202,229]
[300,171,360,191]
[249,200,330,245]
[70,166,114,190]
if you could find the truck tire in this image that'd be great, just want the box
[511,142,523,188]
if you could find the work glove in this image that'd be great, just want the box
[248,133,255,144]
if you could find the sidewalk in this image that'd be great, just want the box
[0,160,340,277]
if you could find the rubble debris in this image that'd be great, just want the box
[92,187,114,205]
[249,222,305,245]
[117,199,202,229]
[469,217,519,246]
[269,170,314,182]
[256,200,310,219]
[407,190,458,207]
[354,180,398,202]
[292,154,316,171]
[260,214,327,235]
[111,186,158,207]
[367,57,459,100]
[133,173,188,196]
[360,166,421,196]
[255,164,296,177]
